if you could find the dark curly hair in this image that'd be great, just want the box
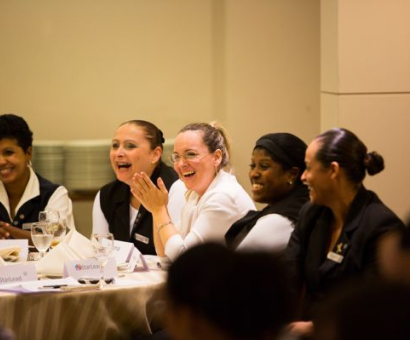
[0,114,33,151]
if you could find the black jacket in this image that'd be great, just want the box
[285,185,405,320]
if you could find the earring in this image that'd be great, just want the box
[288,180,293,185]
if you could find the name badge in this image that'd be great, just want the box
[0,239,29,261]
[327,251,344,264]
[63,258,117,279]
[0,263,37,284]
[134,233,149,244]
[113,240,149,272]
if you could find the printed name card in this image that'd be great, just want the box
[63,258,117,280]
[112,240,149,272]
[0,239,29,261]
[0,263,37,285]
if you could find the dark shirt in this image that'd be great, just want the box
[99,161,179,254]
[225,183,309,250]
[0,173,59,229]
[285,185,405,320]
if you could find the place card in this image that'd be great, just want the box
[0,263,37,285]
[0,239,29,261]
[62,258,117,280]
[112,240,149,272]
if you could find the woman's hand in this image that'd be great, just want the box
[131,172,169,214]
[287,321,314,337]
[0,222,11,239]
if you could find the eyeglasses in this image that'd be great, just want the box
[168,151,207,164]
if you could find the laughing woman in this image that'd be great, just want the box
[131,122,255,262]
[0,113,75,240]
[285,128,404,338]
[225,133,309,251]
[92,120,186,255]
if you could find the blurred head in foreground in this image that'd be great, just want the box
[315,279,410,340]
[165,243,294,340]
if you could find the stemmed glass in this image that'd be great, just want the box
[31,222,54,258]
[91,233,114,288]
[39,210,67,248]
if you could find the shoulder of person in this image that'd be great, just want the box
[36,172,60,190]
[360,189,404,229]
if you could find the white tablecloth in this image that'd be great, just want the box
[0,270,167,340]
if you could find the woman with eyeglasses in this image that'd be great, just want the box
[92,120,186,255]
[131,122,255,262]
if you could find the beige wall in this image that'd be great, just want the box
[0,0,321,235]
[321,0,410,221]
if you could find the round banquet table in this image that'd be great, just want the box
[0,270,167,340]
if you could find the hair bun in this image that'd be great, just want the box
[364,151,385,175]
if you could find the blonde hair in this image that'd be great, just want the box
[179,121,231,171]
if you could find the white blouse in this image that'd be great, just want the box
[165,171,255,261]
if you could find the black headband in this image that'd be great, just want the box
[254,137,295,169]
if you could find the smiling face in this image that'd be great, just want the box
[301,138,333,206]
[0,138,32,189]
[249,148,295,204]
[173,130,221,197]
[110,123,161,186]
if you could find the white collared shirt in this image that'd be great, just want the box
[0,167,75,229]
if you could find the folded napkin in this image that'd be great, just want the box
[0,254,6,266]
[36,229,95,276]
[0,246,21,262]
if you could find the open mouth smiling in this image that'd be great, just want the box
[182,171,195,178]
[0,167,13,175]
[252,183,263,190]
[117,163,132,169]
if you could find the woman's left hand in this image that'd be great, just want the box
[131,172,169,214]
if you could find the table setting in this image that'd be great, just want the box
[0,210,167,340]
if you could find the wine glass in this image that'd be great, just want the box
[31,222,54,258]
[51,218,67,248]
[39,210,66,248]
[91,233,114,288]
[39,210,60,224]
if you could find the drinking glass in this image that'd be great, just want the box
[51,218,67,248]
[39,210,66,247]
[31,222,54,258]
[91,233,114,288]
[39,210,60,224]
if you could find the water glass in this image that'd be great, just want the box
[91,233,114,288]
[31,222,54,258]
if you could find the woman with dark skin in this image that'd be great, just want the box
[0,113,75,240]
[225,133,309,251]
[285,128,404,338]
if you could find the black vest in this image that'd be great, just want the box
[225,183,309,250]
[99,162,179,254]
[0,173,59,229]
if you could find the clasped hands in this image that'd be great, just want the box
[131,172,169,214]
[0,221,11,239]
